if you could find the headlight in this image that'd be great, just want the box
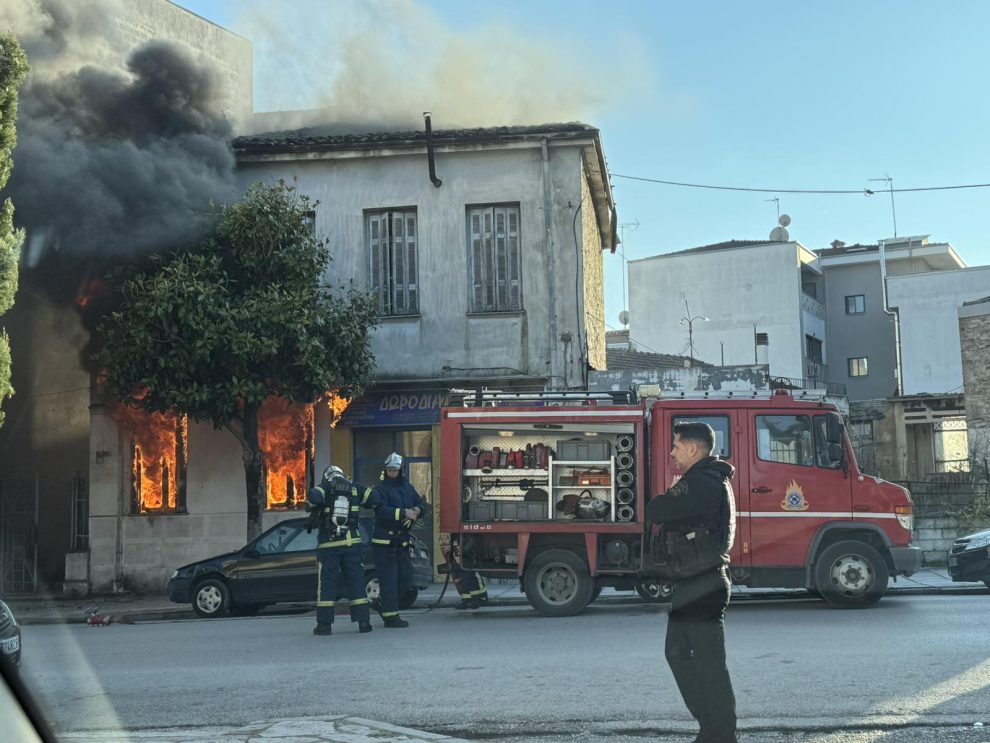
[967,534,990,551]
[0,600,14,626]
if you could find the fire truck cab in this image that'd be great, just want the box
[438,388,921,616]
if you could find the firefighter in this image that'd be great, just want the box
[371,452,427,628]
[645,421,738,743]
[442,543,489,610]
[307,465,378,636]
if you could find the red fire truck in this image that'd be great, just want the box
[438,388,921,615]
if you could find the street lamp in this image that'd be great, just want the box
[679,299,709,364]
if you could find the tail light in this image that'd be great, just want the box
[895,505,913,531]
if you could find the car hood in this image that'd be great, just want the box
[961,528,990,541]
[174,550,241,573]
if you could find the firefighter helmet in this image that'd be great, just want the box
[322,465,345,484]
[384,452,403,470]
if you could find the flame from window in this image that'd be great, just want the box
[110,404,186,512]
[326,391,351,429]
[260,397,313,510]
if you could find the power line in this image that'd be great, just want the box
[611,173,990,195]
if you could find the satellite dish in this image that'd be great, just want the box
[618,310,629,326]
[769,226,790,241]
[778,214,791,227]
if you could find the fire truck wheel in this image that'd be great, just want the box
[524,549,594,616]
[635,580,673,603]
[589,585,604,604]
[192,578,231,618]
[813,540,889,608]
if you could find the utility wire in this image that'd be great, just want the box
[611,173,990,195]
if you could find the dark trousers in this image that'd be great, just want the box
[316,545,371,625]
[452,565,487,600]
[373,542,412,618]
[664,568,737,742]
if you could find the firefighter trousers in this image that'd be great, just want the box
[372,542,412,618]
[664,568,737,742]
[316,545,371,625]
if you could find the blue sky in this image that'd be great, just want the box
[176,0,990,330]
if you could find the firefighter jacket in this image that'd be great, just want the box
[645,456,736,565]
[307,481,378,548]
[371,472,428,547]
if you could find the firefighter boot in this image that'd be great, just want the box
[383,616,410,628]
[313,623,332,636]
[358,621,373,633]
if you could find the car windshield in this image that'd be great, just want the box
[3,2,990,742]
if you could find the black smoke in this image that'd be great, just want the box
[8,39,239,263]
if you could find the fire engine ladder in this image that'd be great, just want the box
[449,389,635,407]
[638,385,831,403]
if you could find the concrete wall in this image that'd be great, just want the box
[237,141,599,389]
[913,515,984,566]
[821,262,899,400]
[888,266,990,395]
[627,242,808,378]
[959,300,990,453]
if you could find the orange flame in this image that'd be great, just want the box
[325,390,351,429]
[110,404,186,512]
[74,277,107,310]
[260,397,314,510]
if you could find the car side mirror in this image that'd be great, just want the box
[828,443,847,472]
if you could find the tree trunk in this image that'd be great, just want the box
[243,402,265,541]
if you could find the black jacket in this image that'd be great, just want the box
[645,457,736,559]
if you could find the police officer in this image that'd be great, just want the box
[371,452,427,628]
[645,422,738,743]
[307,465,378,636]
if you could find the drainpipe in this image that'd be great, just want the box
[423,112,442,188]
[878,239,903,395]
[541,139,559,389]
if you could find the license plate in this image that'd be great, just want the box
[1,635,19,655]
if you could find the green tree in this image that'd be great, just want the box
[0,34,29,430]
[98,181,379,539]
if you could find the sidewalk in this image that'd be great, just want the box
[4,567,985,626]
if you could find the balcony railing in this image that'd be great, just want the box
[769,375,846,397]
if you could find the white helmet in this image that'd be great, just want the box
[322,465,345,483]
[384,452,403,470]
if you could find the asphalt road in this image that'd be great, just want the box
[15,593,990,741]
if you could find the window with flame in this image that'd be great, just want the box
[468,204,522,313]
[112,407,188,514]
[260,397,315,511]
[367,209,418,316]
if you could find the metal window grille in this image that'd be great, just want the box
[70,472,89,550]
[368,210,418,316]
[468,205,521,312]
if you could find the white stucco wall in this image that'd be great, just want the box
[627,242,809,378]
[888,266,990,395]
[237,141,594,388]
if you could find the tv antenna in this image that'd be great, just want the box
[617,219,639,325]
[868,174,897,237]
[765,196,780,220]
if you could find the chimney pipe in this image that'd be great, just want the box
[423,112,442,188]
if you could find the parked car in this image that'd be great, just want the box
[0,600,21,669]
[947,528,990,589]
[167,517,433,618]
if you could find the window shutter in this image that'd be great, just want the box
[483,209,495,310]
[368,214,386,313]
[506,207,520,309]
[469,209,485,311]
[494,207,508,309]
[391,213,405,313]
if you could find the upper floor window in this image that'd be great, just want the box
[845,294,865,314]
[848,357,869,377]
[805,334,823,364]
[367,209,418,316]
[468,204,522,312]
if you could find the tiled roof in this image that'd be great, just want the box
[606,346,710,371]
[233,122,598,154]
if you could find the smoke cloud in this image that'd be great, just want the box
[3,0,239,262]
[236,0,647,132]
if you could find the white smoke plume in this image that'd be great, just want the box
[236,0,648,132]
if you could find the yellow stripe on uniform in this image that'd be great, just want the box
[350,598,369,606]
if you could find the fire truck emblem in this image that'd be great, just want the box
[781,480,809,511]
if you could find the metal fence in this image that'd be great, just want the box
[897,474,990,518]
[0,477,38,595]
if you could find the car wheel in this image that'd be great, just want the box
[399,589,418,610]
[364,571,383,612]
[813,540,889,609]
[523,548,594,617]
[635,580,673,603]
[192,578,231,618]
[983,579,990,592]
